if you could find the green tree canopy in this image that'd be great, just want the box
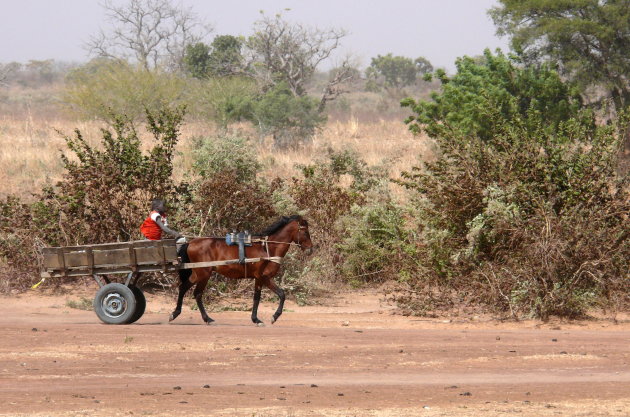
[489,0,630,113]
[249,82,326,148]
[402,49,585,141]
[207,35,245,77]
[367,53,433,89]
[183,42,211,79]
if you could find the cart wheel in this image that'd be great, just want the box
[127,285,146,324]
[93,283,137,325]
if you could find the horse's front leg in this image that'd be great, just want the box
[170,278,192,322]
[193,278,214,324]
[251,280,264,326]
[266,278,286,324]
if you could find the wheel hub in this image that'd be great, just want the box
[103,293,126,318]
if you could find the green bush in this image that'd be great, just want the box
[397,107,630,319]
[249,82,326,148]
[187,76,257,127]
[288,148,383,236]
[191,132,261,183]
[337,202,420,286]
[63,59,187,122]
[401,49,584,141]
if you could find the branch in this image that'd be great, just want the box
[319,58,358,112]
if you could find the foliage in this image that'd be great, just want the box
[0,106,189,291]
[401,49,584,141]
[0,60,76,88]
[184,36,245,79]
[490,0,630,113]
[187,76,257,127]
[276,149,390,291]
[207,35,245,77]
[413,57,434,76]
[249,82,326,148]
[0,196,44,291]
[367,53,433,89]
[396,103,630,318]
[63,59,187,122]
[337,202,421,286]
[186,131,277,235]
[191,132,261,184]
[288,148,383,234]
[183,42,211,79]
[41,106,188,246]
[189,170,279,236]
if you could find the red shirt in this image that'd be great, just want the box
[140,211,167,240]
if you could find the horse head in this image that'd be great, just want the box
[294,216,313,254]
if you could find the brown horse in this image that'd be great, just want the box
[170,215,313,325]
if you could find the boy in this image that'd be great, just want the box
[140,199,181,240]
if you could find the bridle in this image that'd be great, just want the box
[258,223,308,249]
[296,224,308,247]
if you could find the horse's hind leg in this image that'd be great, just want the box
[193,278,214,324]
[170,276,193,322]
[266,278,286,324]
[251,280,264,325]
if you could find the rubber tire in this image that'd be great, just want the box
[93,283,137,325]
[127,285,146,324]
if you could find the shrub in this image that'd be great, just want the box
[249,82,326,148]
[336,202,421,286]
[63,59,187,122]
[191,132,261,183]
[187,76,257,127]
[288,148,383,238]
[396,108,630,318]
[186,131,277,235]
[401,49,584,141]
[189,170,279,235]
[0,196,44,291]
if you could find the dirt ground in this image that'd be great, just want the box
[0,285,629,417]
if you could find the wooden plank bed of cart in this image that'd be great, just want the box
[40,239,276,324]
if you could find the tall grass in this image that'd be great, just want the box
[0,114,433,200]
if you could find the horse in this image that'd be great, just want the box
[169,215,313,325]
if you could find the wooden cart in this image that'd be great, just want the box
[40,239,282,324]
[41,239,180,325]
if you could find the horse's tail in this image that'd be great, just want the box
[177,243,192,283]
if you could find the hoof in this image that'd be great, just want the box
[203,318,215,325]
[271,317,277,324]
[169,312,180,322]
[256,322,266,327]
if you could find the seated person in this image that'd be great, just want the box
[140,199,181,241]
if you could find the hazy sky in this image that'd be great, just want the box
[0,0,509,72]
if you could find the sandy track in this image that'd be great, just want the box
[0,288,629,416]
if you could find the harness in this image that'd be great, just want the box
[224,224,307,265]
[226,231,253,264]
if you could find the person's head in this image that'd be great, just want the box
[151,199,167,215]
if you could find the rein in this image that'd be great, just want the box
[185,223,307,251]
[257,224,307,248]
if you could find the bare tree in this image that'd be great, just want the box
[319,60,360,112]
[0,63,11,87]
[87,0,211,72]
[246,12,354,106]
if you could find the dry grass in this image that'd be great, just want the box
[0,114,433,201]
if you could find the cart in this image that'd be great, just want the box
[40,239,281,324]
[40,239,180,324]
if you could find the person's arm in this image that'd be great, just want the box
[154,216,181,239]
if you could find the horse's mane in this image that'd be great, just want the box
[259,215,302,236]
